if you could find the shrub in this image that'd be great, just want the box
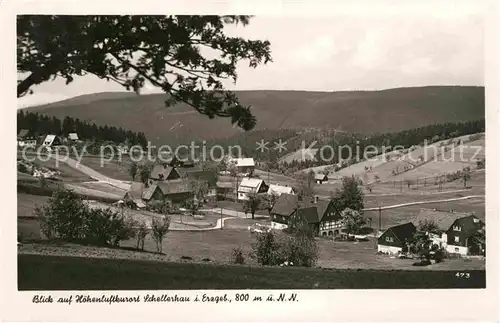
[231,247,245,264]
[17,163,28,174]
[36,187,136,246]
[151,215,171,254]
[252,228,318,268]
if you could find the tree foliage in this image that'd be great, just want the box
[36,187,136,246]
[295,171,316,203]
[17,15,272,130]
[243,192,261,220]
[129,162,138,181]
[17,110,148,147]
[151,215,171,253]
[340,208,366,236]
[335,176,364,212]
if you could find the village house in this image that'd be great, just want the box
[377,222,417,255]
[291,200,345,237]
[65,132,80,144]
[41,134,63,148]
[122,182,147,209]
[314,173,328,184]
[142,179,193,206]
[123,179,194,208]
[445,215,485,256]
[17,129,37,147]
[411,208,465,249]
[237,177,268,201]
[269,193,299,229]
[267,184,295,197]
[234,158,255,176]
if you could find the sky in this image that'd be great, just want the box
[17,3,484,108]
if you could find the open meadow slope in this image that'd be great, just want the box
[25,86,484,144]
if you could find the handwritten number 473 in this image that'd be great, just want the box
[455,272,471,279]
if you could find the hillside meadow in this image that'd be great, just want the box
[25,86,484,144]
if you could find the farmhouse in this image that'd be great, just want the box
[377,222,417,255]
[237,177,268,201]
[270,193,299,229]
[234,158,255,176]
[314,173,328,184]
[288,199,345,236]
[17,129,37,147]
[68,132,80,142]
[142,179,193,206]
[41,134,62,148]
[122,182,147,209]
[445,215,485,256]
[411,208,465,248]
[149,164,182,185]
[267,184,294,197]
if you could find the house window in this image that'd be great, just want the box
[454,236,460,243]
[453,226,461,232]
[385,236,394,243]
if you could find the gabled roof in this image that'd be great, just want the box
[235,158,255,167]
[314,173,328,180]
[238,178,264,192]
[381,222,416,243]
[271,193,299,217]
[268,184,294,196]
[156,179,193,195]
[42,134,58,146]
[448,215,485,237]
[315,200,331,222]
[295,206,320,224]
[412,208,470,232]
[141,184,159,201]
[18,129,30,138]
[150,165,180,181]
[68,133,79,140]
[216,181,234,189]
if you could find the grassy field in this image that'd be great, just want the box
[363,197,485,230]
[25,86,484,144]
[17,152,94,183]
[79,155,133,181]
[18,254,486,290]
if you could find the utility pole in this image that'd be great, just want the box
[220,206,223,230]
[378,206,382,233]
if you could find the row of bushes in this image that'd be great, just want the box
[36,188,172,253]
[231,226,319,268]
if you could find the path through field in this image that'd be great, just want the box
[53,155,131,190]
[362,195,484,211]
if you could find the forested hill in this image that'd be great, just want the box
[24,86,484,144]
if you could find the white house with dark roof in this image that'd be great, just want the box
[68,132,79,142]
[17,129,37,147]
[314,173,328,184]
[412,208,470,249]
[237,177,268,201]
[41,134,62,149]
